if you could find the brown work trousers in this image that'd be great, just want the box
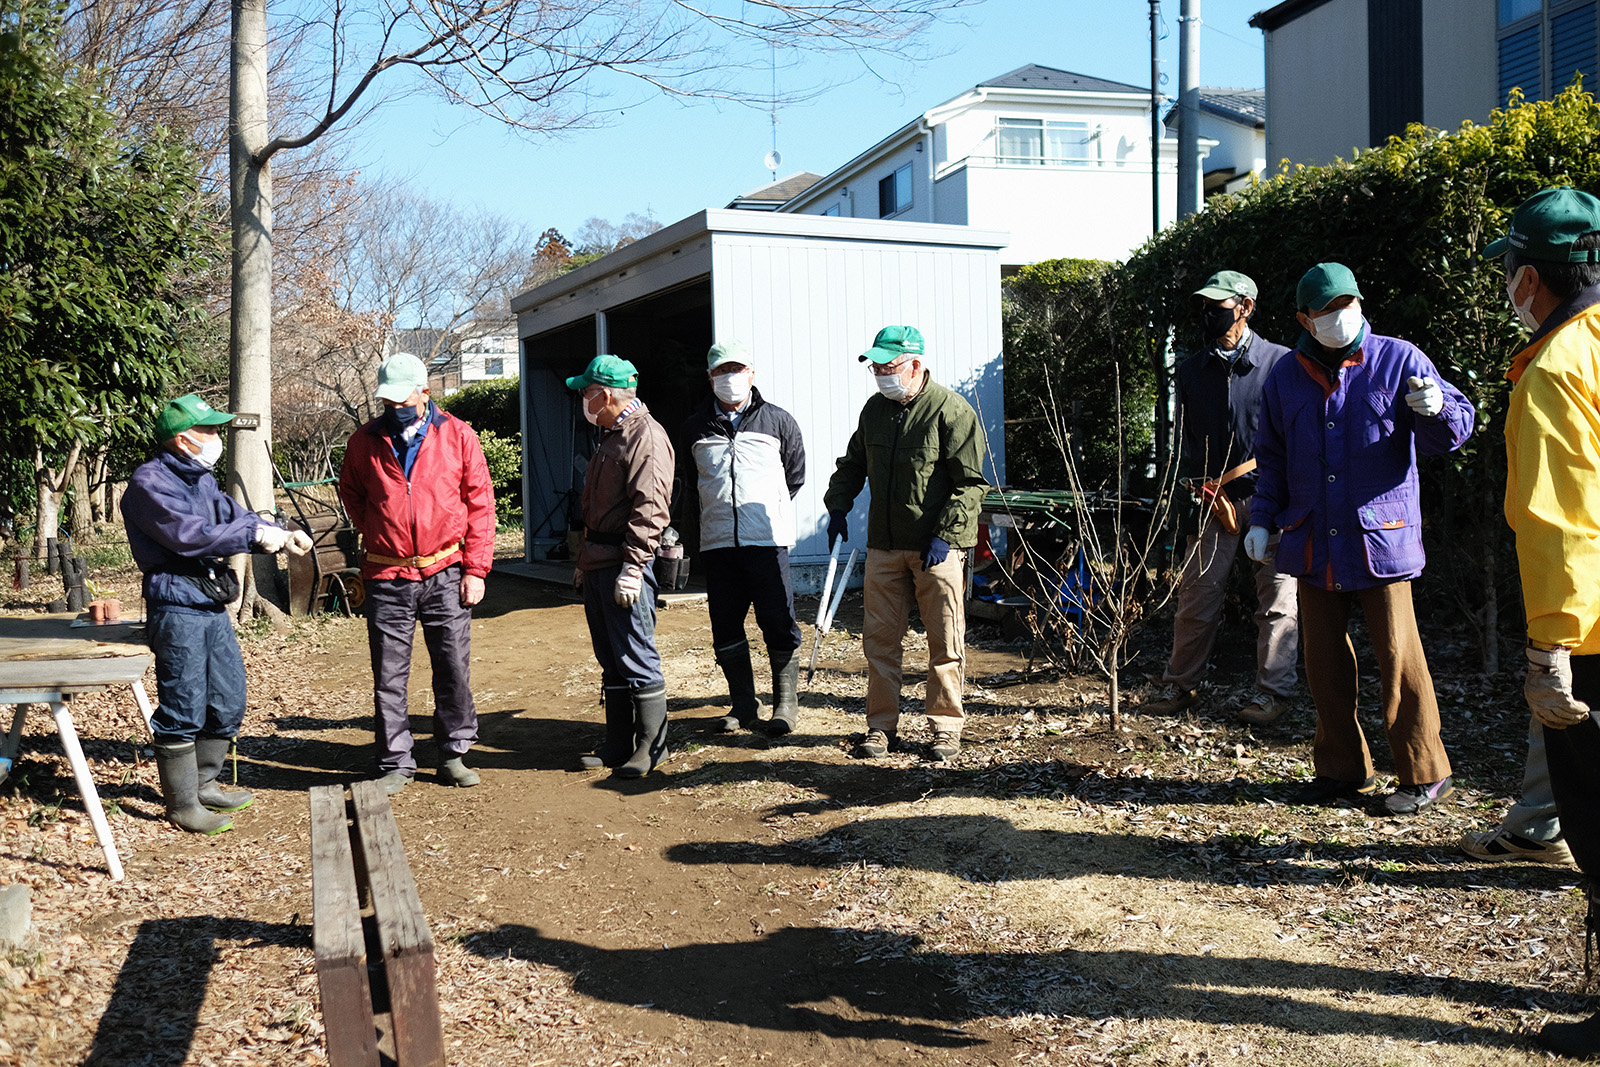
[1297,579,1451,786]
[862,548,966,735]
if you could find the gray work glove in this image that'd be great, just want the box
[1405,375,1444,418]
[1243,525,1270,564]
[572,568,584,591]
[1526,644,1592,729]
[614,563,643,607]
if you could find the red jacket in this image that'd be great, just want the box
[339,405,495,581]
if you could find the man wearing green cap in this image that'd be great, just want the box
[1145,270,1300,725]
[122,393,309,833]
[1483,186,1600,1058]
[824,325,987,762]
[676,340,807,735]
[1246,263,1474,815]
[567,354,675,777]
[339,352,496,795]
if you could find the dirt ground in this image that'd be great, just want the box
[0,542,1594,1066]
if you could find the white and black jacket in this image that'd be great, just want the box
[676,388,805,550]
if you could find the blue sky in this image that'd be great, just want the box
[351,0,1271,241]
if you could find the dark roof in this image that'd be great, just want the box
[1249,0,1337,31]
[730,171,823,204]
[978,63,1149,95]
[1163,87,1266,128]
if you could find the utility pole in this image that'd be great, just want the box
[1150,0,1161,237]
[1177,0,1201,218]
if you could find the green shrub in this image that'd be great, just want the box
[438,377,519,440]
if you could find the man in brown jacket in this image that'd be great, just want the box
[568,355,675,777]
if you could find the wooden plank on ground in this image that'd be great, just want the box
[310,785,379,1067]
[350,779,444,1067]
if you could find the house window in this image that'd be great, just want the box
[995,118,1098,164]
[486,358,504,376]
[1498,0,1599,103]
[878,164,912,217]
[823,204,841,217]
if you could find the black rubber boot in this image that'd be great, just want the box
[155,742,233,835]
[579,685,635,769]
[713,639,762,731]
[1539,1013,1600,1058]
[194,736,253,812]
[615,682,669,778]
[765,646,801,735]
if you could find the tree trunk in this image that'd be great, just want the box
[68,461,92,540]
[230,0,280,620]
[32,442,82,562]
[88,446,110,525]
[229,0,274,516]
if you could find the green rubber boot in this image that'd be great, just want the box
[615,682,669,779]
[155,742,234,835]
[194,736,253,812]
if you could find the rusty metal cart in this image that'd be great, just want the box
[269,449,364,616]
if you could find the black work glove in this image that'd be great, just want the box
[922,536,950,571]
[827,511,848,549]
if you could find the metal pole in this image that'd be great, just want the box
[1177,0,1200,218]
[1150,0,1162,236]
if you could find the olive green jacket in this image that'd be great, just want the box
[823,374,988,551]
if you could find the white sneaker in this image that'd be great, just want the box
[1237,692,1287,726]
[1459,825,1574,865]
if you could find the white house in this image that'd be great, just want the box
[1247,0,1589,168]
[778,63,1206,268]
[508,210,1008,587]
[1164,88,1266,196]
[455,332,519,385]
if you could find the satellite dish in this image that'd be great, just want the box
[764,149,782,172]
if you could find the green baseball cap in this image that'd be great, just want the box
[858,325,926,364]
[1193,270,1258,302]
[1484,186,1600,263]
[154,393,233,441]
[1296,262,1364,312]
[374,352,428,402]
[565,354,639,391]
[707,339,753,371]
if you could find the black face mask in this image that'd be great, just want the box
[384,403,422,434]
[1202,304,1241,343]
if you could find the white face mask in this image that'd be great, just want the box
[711,370,752,406]
[1506,264,1541,330]
[183,432,224,470]
[1310,306,1363,348]
[582,390,606,426]
[874,372,910,401]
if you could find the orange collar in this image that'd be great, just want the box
[1508,303,1600,383]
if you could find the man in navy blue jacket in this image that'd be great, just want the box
[677,340,807,734]
[121,393,307,833]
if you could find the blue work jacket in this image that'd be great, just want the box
[121,450,262,610]
[1248,323,1475,591]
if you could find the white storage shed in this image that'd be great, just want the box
[510,209,1008,587]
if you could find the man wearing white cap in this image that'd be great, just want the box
[677,340,807,735]
[339,353,495,795]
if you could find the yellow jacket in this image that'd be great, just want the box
[1505,301,1600,652]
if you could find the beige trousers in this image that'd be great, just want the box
[862,548,966,735]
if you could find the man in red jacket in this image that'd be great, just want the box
[339,352,495,795]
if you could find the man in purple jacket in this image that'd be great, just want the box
[1245,263,1474,815]
[122,393,308,833]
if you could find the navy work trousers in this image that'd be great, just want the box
[147,605,247,742]
[582,563,663,689]
[1543,654,1600,878]
[365,563,479,776]
[701,545,803,654]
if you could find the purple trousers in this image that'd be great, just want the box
[365,563,478,775]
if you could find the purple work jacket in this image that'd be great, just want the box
[1248,323,1474,591]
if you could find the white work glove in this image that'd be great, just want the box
[285,530,314,557]
[1243,525,1270,563]
[613,563,643,607]
[572,568,585,591]
[1526,645,1592,729]
[253,525,290,553]
[1405,375,1444,418]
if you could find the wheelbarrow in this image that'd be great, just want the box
[268,447,364,616]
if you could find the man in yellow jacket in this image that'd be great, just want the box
[1489,186,1600,1058]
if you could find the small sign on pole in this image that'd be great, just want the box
[231,413,261,429]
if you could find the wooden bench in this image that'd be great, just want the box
[310,780,445,1067]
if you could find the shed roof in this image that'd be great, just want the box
[1249,0,1338,31]
[1162,87,1267,129]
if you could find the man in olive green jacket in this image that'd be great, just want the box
[824,325,987,761]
